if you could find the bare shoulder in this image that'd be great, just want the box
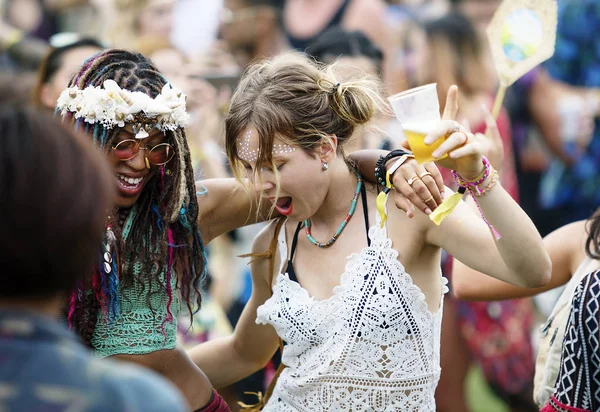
[553,219,587,237]
[545,219,587,249]
[545,219,589,263]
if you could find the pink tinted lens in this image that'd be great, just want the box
[113,140,138,160]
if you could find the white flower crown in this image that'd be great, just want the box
[57,79,190,139]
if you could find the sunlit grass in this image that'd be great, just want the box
[467,367,509,412]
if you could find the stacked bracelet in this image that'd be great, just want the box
[451,156,491,190]
[473,168,499,197]
[375,149,413,187]
[452,157,501,240]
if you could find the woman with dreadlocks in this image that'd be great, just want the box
[57,49,446,411]
[57,48,229,411]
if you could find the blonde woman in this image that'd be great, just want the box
[189,53,550,411]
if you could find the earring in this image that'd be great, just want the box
[322,161,328,171]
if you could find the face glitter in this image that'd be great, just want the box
[238,130,295,163]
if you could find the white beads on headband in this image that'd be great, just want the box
[238,130,295,163]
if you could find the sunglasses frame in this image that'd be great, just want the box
[111,139,175,166]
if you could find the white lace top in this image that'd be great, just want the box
[256,218,449,411]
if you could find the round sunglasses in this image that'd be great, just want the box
[111,139,174,166]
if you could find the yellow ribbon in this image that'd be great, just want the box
[376,171,393,227]
[377,171,464,227]
[429,187,465,225]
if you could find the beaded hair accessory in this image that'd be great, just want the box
[57,79,190,139]
[238,130,296,163]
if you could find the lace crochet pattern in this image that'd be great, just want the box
[92,262,180,357]
[256,219,448,411]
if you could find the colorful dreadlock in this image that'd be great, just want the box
[64,49,207,347]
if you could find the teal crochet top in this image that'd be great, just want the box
[92,264,180,357]
[92,209,180,357]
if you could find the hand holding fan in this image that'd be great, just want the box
[487,0,558,118]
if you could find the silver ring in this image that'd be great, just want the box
[452,121,461,134]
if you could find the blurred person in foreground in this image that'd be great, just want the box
[0,80,188,411]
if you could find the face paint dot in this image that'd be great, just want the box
[238,130,296,164]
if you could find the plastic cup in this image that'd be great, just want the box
[388,83,446,163]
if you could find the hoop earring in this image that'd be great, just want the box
[322,161,329,171]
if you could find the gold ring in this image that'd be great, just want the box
[407,175,420,186]
[424,196,434,203]
[419,171,433,179]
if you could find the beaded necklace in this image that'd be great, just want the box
[304,169,363,248]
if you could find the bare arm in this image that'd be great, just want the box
[529,70,597,166]
[112,346,213,409]
[452,220,588,301]
[421,87,551,289]
[529,70,574,165]
[188,222,281,388]
[426,182,550,289]
[198,151,445,243]
[196,178,271,244]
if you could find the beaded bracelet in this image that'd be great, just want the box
[375,149,413,187]
[452,157,501,240]
[473,168,499,197]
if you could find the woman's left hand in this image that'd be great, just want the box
[424,86,487,180]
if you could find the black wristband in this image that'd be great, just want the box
[375,149,412,187]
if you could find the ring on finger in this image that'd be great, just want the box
[424,196,434,203]
[407,175,420,186]
[419,171,433,179]
[452,121,461,134]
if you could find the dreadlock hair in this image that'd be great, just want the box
[64,49,206,346]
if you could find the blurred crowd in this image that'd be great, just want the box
[1,0,599,411]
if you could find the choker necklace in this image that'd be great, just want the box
[304,169,362,248]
